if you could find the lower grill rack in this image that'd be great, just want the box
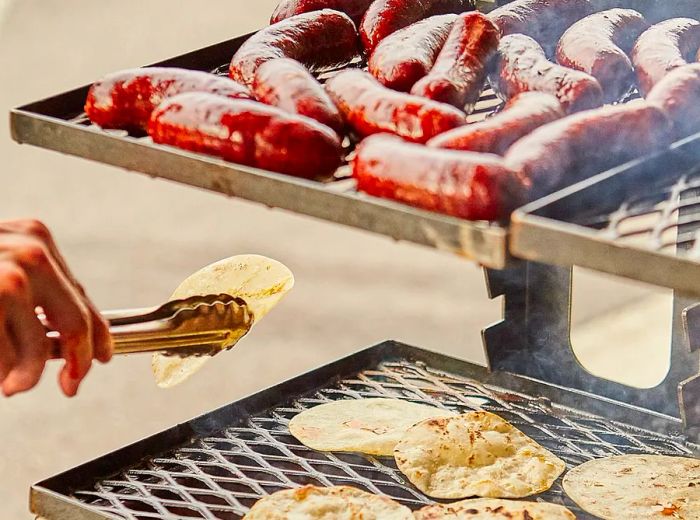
[32,342,699,520]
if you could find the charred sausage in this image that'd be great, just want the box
[229,10,360,87]
[504,101,673,196]
[647,63,700,139]
[84,67,251,132]
[632,18,700,95]
[252,58,343,134]
[271,0,374,24]
[353,134,522,220]
[368,14,457,92]
[411,12,500,112]
[490,34,604,113]
[148,93,342,179]
[488,0,594,57]
[556,9,649,103]
[325,69,466,143]
[359,0,475,53]
[428,92,564,154]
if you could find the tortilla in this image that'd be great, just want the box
[394,411,566,499]
[289,398,456,456]
[152,254,294,388]
[242,485,413,519]
[562,454,700,519]
[414,498,576,519]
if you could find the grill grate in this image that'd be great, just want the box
[66,358,696,520]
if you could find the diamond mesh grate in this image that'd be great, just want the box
[67,358,696,520]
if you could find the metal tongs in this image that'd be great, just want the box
[50,294,254,358]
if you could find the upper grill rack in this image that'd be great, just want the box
[31,343,699,520]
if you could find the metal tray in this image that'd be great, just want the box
[9,33,509,269]
[31,341,699,520]
[511,133,700,295]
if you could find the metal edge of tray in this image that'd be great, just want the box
[30,340,696,520]
[510,133,700,296]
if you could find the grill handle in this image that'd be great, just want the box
[48,294,254,358]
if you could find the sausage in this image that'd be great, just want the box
[410,12,500,112]
[359,0,476,53]
[148,93,342,179]
[428,92,564,154]
[647,63,700,140]
[252,58,344,134]
[368,14,457,92]
[84,67,251,132]
[488,0,594,57]
[229,10,360,87]
[325,69,467,143]
[556,9,649,103]
[504,101,673,196]
[490,34,604,113]
[632,18,700,96]
[271,0,374,24]
[353,134,523,220]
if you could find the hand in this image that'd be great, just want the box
[0,219,112,397]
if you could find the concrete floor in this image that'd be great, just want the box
[0,2,674,517]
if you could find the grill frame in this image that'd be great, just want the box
[30,341,700,520]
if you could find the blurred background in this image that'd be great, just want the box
[0,1,673,517]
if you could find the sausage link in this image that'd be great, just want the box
[428,92,564,155]
[556,9,649,103]
[252,58,344,134]
[148,93,342,179]
[353,134,522,220]
[230,10,360,87]
[325,69,466,143]
[504,102,673,196]
[488,0,594,57]
[271,0,374,24]
[85,67,251,131]
[632,18,700,96]
[647,63,700,140]
[490,34,604,113]
[368,14,457,92]
[411,12,500,112]
[359,0,475,54]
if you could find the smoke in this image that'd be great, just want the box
[592,0,700,23]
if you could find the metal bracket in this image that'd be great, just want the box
[483,262,700,432]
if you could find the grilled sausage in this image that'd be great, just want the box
[271,0,374,24]
[252,58,343,134]
[368,14,457,92]
[647,63,700,139]
[353,134,522,220]
[632,18,700,96]
[488,0,594,57]
[490,34,604,113]
[411,12,500,112]
[504,101,673,196]
[428,92,564,154]
[359,0,476,53]
[325,69,466,143]
[148,93,342,179]
[84,67,251,132]
[556,9,649,103]
[229,10,360,87]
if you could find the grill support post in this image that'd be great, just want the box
[482,262,700,435]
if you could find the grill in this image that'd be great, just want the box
[30,342,700,520]
[11,6,700,520]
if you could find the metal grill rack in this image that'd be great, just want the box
[30,342,700,520]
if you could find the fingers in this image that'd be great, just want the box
[0,316,17,385]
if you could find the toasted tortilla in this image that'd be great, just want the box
[289,398,456,456]
[394,411,566,499]
[242,485,413,519]
[563,454,700,519]
[414,498,576,519]
[152,254,294,387]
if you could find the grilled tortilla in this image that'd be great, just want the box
[414,498,576,519]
